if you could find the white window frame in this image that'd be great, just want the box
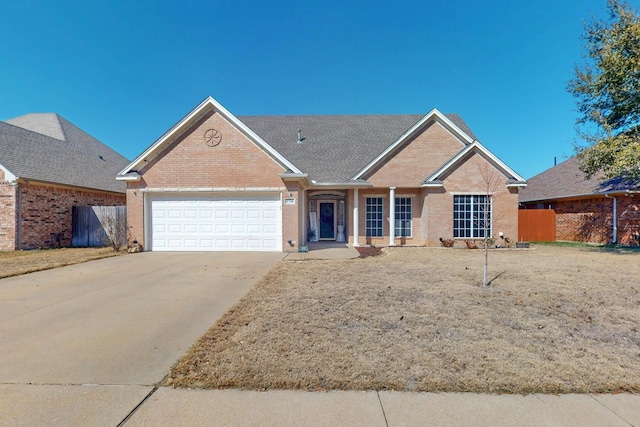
[365,197,384,237]
[453,194,491,238]
[394,197,412,237]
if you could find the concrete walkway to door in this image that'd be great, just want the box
[0,251,283,426]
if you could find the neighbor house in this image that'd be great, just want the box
[117,96,526,252]
[519,156,640,244]
[0,114,129,250]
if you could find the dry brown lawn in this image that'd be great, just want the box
[165,245,640,394]
[0,247,120,279]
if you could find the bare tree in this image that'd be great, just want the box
[478,165,503,287]
[101,208,128,252]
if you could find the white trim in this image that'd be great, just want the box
[353,188,360,246]
[422,141,526,185]
[117,96,301,177]
[352,108,474,180]
[115,174,141,182]
[389,187,396,246]
[141,187,285,193]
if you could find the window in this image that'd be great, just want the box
[453,195,491,238]
[395,197,412,237]
[366,197,383,237]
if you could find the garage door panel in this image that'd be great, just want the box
[151,194,282,252]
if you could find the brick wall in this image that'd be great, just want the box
[552,196,640,244]
[348,151,519,247]
[282,181,300,251]
[618,197,640,244]
[427,154,519,246]
[139,110,285,188]
[18,183,125,249]
[127,109,291,250]
[0,179,17,251]
[366,121,465,187]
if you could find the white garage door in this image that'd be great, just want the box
[150,194,282,251]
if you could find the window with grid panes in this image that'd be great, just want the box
[453,195,491,238]
[394,197,412,237]
[365,197,383,237]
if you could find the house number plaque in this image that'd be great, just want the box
[204,128,222,147]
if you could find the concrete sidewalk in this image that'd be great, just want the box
[3,386,638,426]
[126,388,640,426]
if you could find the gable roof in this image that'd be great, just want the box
[0,114,129,193]
[240,111,478,183]
[119,95,522,186]
[423,141,526,187]
[519,156,640,203]
[118,97,301,179]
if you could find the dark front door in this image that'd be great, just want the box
[318,202,335,240]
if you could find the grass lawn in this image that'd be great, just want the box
[0,247,120,279]
[165,245,640,394]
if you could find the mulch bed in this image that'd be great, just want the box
[355,246,384,258]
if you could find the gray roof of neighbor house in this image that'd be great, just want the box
[0,113,129,193]
[238,114,478,182]
[519,156,640,203]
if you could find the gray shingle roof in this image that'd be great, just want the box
[238,114,477,182]
[519,156,640,203]
[0,114,129,193]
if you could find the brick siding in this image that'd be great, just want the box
[9,183,124,250]
[346,147,519,247]
[551,196,640,244]
[127,109,294,251]
[0,179,17,251]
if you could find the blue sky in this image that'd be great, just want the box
[1,0,637,179]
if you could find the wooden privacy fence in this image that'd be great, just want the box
[72,206,126,247]
[518,209,556,242]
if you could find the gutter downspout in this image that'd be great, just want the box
[605,194,617,243]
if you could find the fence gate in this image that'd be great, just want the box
[72,206,126,247]
[518,209,556,242]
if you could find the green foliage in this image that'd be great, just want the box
[568,0,640,179]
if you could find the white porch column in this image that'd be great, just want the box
[353,188,360,246]
[389,186,396,246]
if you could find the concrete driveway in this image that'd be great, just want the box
[0,251,282,426]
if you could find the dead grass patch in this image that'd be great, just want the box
[165,246,640,394]
[0,247,120,279]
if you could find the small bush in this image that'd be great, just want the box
[465,240,479,249]
[439,238,455,248]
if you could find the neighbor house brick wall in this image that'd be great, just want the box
[553,198,612,243]
[366,121,465,187]
[0,178,17,251]
[618,197,640,244]
[18,183,125,249]
[128,109,291,250]
[549,196,640,244]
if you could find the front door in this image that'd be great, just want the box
[318,202,335,240]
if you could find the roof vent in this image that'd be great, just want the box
[297,129,305,144]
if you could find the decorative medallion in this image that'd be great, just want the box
[204,128,222,147]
